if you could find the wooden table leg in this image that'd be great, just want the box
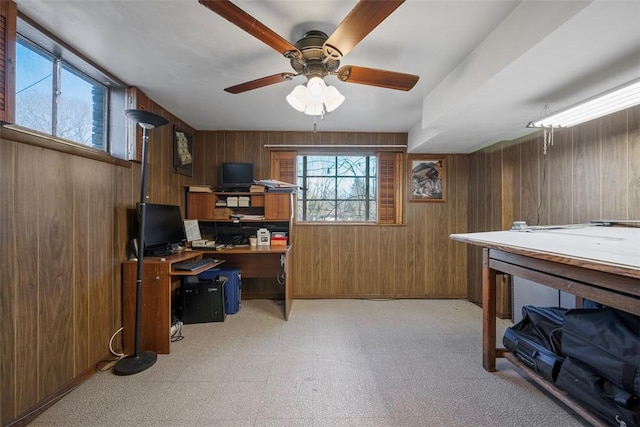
[482,248,497,372]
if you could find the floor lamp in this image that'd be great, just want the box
[114,109,168,376]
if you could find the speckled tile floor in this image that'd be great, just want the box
[32,299,586,426]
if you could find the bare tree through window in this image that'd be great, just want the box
[297,155,376,222]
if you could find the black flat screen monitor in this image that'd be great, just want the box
[140,203,187,256]
[221,162,254,190]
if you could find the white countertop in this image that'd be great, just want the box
[451,225,640,271]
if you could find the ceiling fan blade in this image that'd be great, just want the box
[199,0,300,56]
[324,0,405,58]
[336,66,419,91]
[224,73,296,94]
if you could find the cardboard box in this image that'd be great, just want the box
[271,238,287,246]
[238,196,250,207]
[226,196,238,207]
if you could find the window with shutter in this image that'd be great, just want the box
[270,150,296,184]
[271,150,404,225]
[377,151,403,224]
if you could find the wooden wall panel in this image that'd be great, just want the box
[572,120,602,223]
[548,129,573,224]
[447,154,469,295]
[630,105,640,219]
[466,152,481,302]
[601,109,628,219]
[465,145,507,314]
[86,161,114,366]
[0,138,16,427]
[14,143,40,413]
[520,135,541,226]
[1,96,196,425]
[338,225,356,295]
[72,156,91,375]
[502,140,521,224]
[38,150,75,398]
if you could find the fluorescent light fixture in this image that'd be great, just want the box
[286,77,345,116]
[527,78,640,128]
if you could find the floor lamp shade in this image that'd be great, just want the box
[114,109,168,376]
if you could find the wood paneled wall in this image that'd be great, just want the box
[466,105,640,308]
[195,130,469,299]
[0,102,196,426]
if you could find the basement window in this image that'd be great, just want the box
[275,150,403,225]
[14,15,128,158]
[297,155,377,222]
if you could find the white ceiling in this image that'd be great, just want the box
[15,0,640,153]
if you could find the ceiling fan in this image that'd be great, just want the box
[198,0,419,114]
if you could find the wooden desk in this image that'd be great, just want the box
[122,246,292,355]
[122,251,225,355]
[450,225,640,425]
[199,245,293,320]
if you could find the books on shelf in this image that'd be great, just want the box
[213,207,233,219]
[249,184,265,193]
[188,184,212,193]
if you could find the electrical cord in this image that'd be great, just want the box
[171,322,184,342]
[96,327,128,372]
[171,315,184,342]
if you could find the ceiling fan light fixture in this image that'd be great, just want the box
[306,77,327,102]
[324,85,345,112]
[286,78,345,116]
[286,85,308,112]
[304,101,325,116]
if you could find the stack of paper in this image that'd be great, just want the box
[188,185,212,193]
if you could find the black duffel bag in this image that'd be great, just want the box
[503,306,568,383]
[556,356,639,427]
[562,307,640,394]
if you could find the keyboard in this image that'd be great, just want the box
[173,257,217,272]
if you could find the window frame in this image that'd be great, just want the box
[13,12,129,160]
[297,153,378,223]
[270,150,405,226]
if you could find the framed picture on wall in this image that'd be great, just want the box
[173,127,193,176]
[408,156,446,202]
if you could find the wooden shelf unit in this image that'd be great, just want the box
[187,191,293,222]
[185,190,295,316]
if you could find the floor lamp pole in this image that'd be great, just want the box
[114,109,168,376]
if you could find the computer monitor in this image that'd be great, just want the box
[220,162,254,190]
[140,203,187,256]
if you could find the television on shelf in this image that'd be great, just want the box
[139,203,187,257]
[220,162,254,191]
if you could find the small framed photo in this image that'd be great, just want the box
[408,156,446,202]
[173,127,193,177]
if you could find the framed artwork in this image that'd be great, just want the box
[173,127,193,176]
[408,156,446,202]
